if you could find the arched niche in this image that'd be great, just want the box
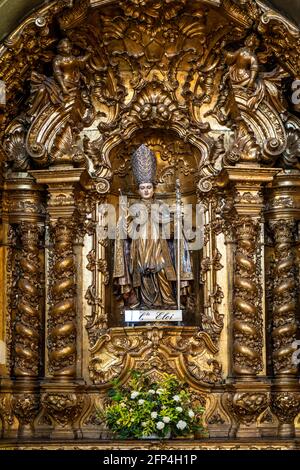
[103,127,204,328]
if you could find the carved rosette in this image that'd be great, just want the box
[42,393,84,427]
[13,394,40,426]
[269,220,298,375]
[228,392,269,425]
[233,217,263,376]
[48,219,77,377]
[14,222,42,377]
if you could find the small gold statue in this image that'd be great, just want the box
[28,38,91,119]
[53,38,91,96]
[224,33,259,89]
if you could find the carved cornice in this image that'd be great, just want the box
[265,173,300,220]
[2,176,45,223]
[30,168,86,219]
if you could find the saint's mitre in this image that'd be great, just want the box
[132,144,157,185]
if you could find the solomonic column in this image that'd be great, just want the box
[265,174,300,437]
[2,173,44,438]
[269,219,298,377]
[219,166,278,437]
[30,169,85,438]
[232,217,262,377]
[14,222,42,379]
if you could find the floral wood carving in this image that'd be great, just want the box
[271,392,300,424]
[13,394,40,426]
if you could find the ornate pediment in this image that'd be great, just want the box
[0,0,299,179]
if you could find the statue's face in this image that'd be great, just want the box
[58,39,72,55]
[139,183,154,199]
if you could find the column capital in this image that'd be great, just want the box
[218,166,280,217]
[30,168,85,221]
[265,172,300,220]
[2,173,45,224]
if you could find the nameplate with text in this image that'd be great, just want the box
[124,310,182,322]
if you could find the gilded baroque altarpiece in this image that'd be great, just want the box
[0,0,300,448]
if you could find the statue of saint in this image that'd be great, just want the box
[113,144,193,310]
[224,34,259,89]
[28,38,92,119]
[224,33,286,113]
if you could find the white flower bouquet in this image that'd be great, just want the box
[104,371,205,439]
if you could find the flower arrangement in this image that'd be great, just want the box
[104,371,205,439]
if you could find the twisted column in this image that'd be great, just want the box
[14,222,41,377]
[233,217,263,376]
[269,219,298,376]
[48,218,77,378]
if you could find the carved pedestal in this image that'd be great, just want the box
[1,173,44,438]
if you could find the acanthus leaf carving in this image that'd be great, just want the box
[271,392,300,424]
[13,394,40,426]
[89,327,222,386]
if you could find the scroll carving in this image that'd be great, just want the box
[89,327,222,387]
[14,223,42,377]
[3,117,31,171]
[48,218,77,377]
[269,220,298,376]
[233,217,263,376]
